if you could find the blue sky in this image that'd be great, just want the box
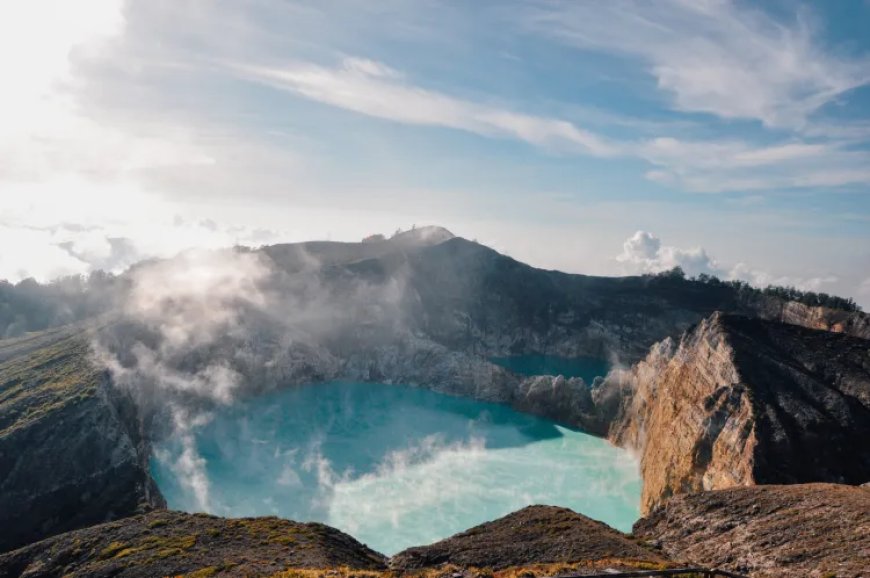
[1,0,869,305]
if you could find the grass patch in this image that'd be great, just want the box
[187,568,219,578]
[99,541,128,559]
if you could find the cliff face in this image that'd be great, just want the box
[604,313,870,514]
[342,338,601,431]
[0,332,162,553]
[634,483,870,577]
[749,296,870,340]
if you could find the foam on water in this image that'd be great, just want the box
[151,381,640,555]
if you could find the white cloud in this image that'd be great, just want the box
[527,0,870,128]
[0,0,123,136]
[617,231,717,277]
[231,55,870,193]
[616,230,842,294]
[232,57,617,157]
[0,179,284,282]
[635,137,870,193]
[728,262,838,293]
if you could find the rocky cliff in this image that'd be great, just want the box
[0,330,162,553]
[603,312,870,514]
[634,483,870,577]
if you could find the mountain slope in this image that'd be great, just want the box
[0,511,387,578]
[0,331,162,553]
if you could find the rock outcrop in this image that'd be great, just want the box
[633,483,870,577]
[0,511,387,578]
[749,296,870,340]
[603,312,870,514]
[390,505,669,572]
[0,332,162,553]
[343,338,602,432]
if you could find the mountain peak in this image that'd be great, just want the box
[388,225,455,246]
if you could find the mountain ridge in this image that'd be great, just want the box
[0,232,867,572]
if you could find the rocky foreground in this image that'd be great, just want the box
[1,489,867,578]
[390,506,669,571]
[635,483,870,578]
[0,511,386,578]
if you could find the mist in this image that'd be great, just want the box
[150,381,641,555]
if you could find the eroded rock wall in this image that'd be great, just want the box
[601,312,870,514]
[603,314,758,513]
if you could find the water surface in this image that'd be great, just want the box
[491,355,610,382]
[152,381,640,555]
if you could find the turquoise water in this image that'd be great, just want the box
[491,355,610,382]
[151,382,640,555]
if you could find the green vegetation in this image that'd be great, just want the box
[652,266,862,312]
[99,541,129,559]
[148,519,169,529]
[186,567,219,578]
[0,336,100,437]
[0,271,121,338]
[101,532,198,562]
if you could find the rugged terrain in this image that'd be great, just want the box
[0,505,674,578]
[0,228,868,573]
[634,483,870,577]
[390,505,669,571]
[601,312,870,513]
[3,488,866,577]
[0,510,386,578]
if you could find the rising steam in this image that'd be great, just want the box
[92,243,414,509]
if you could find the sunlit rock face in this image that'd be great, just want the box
[152,382,641,555]
[601,312,870,514]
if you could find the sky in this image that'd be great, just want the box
[1,0,869,306]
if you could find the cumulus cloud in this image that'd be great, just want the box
[617,231,717,277]
[615,230,841,294]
